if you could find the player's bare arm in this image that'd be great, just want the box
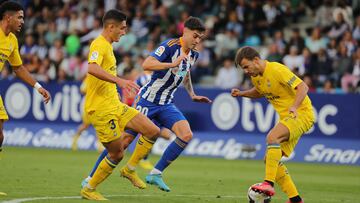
[231,87,263,99]
[289,82,309,118]
[143,53,187,71]
[12,65,51,103]
[88,62,139,95]
[183,71,211,103]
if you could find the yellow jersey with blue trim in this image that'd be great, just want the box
[85,35,121,112]
[251,61,312,119]
[0,28,22,71]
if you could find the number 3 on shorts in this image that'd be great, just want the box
[109,119,116,130]
[136,105,149,116]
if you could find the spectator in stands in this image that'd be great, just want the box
[305,27,328,54]
[312,48,333,85]
[286,28,305,55]
[353,16,360,42]
[303,74,316,93]
[20,34,38,64]
[328,12,351,41]
[191,42,212,84]
[215,58,241,89]
[315,0,334,31]
[318,79,336,94]
[266,43,282,63]
[341,48,360,93]
[283,46,305,76]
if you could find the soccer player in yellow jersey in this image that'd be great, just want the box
[0,2,50,157]
[232,47,315,203]
[79,9,160,201]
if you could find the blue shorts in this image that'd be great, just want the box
[126,97,186,136]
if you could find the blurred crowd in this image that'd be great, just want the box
[1,0,360,94]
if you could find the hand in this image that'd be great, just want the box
[171,53,187,67]
[231,88,243,97]
[38,87,51,104]
[192,95,212,103]
[116,78,140,97]
[289,106,298,118]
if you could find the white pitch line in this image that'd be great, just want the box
[1,194,244,203]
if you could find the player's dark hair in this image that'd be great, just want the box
[184,16,205,32]
[0,1,24,20]
[234,46,260,68]
[102,9,127,25]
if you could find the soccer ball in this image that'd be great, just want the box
[247,183,271,203]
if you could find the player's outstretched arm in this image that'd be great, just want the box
[183,71,211,103]
[231,87,263,99]
[143,54,187,71]
[13,65,51,103]
[88,63,139,96]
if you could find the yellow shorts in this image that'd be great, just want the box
[0,96,9,121]
[280,111,315,157]
[88,103,139,143]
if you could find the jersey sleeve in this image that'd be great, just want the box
[150,42,170,62]
[8,36,22,67]
[276,65,302,89]
[88,44,104,66]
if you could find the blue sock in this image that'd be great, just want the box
[154,137,188,172]
[89,149,108,177]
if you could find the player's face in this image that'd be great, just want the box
[111,21,127,42]
[8,10,24,33]
[239,57,261,77]
[184,28,205,49]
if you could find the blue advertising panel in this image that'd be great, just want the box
[1,80,360,165]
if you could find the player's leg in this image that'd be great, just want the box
[140,127,173,170]
[277,114,314,203]
[81,137,124,200]
[0,96,8,155]
[252,122,290,196]
[0,120,4,154]
[146,106,189,192]
[119,131,147,189]
[276,162,303,203]
[81,148,108,188]
[124,112,160,168]
[81,107,131,200]
[72,123,90,151]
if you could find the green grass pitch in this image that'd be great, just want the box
[0,147,359,203]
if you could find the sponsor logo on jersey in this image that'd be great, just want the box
[155,46,165,56]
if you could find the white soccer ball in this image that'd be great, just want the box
[247,183,271,203]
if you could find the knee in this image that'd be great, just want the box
[179,131,193,142]
[109,149,124,163]
[266,135,280,145]
[147,126,160,140]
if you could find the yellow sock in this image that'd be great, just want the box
[275,162,299,198]
[265,144,282,182]
[88,156,117,189]
[127,135,155,169]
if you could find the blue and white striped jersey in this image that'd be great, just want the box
[139,38,199,105]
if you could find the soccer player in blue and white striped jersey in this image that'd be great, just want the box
[120,16,212,192]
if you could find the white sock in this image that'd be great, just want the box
[127,164,136,171]
[150,168,162,175]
